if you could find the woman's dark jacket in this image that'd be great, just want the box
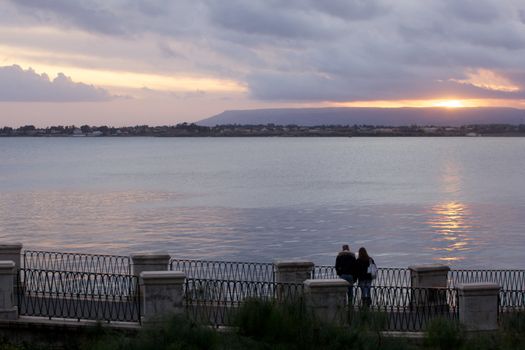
[356,257,375,282]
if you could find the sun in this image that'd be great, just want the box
[433,100,465,108]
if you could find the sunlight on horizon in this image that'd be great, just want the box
[332,98,525,109]
[432,100,465,108]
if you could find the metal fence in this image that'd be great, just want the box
[23,250,131,275]
[499,289,525,312]
[449,269,525,291]
[17,252,524,327]
[313,265,412,287]
[17,268,140,323]
[184,277,457,331]
[171,259,275,282]
[353,286,458,331]
[185,278,303,326]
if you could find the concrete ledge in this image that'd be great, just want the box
[0,316,140,349]
[1,316,141,330]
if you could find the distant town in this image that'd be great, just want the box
[1,123,525,137]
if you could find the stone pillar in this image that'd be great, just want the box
[140,271,186,321]
[409,264,450,306]
[304,279,349,324]
[0,243,22,270]
[131,254,171,278]
[409,264,450,288]
[0,261,18,320]
[274,260,314,301]
[274,260,314,284]
[457,283,500,331]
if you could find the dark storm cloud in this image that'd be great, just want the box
[441,0,502,23]
[3,0,525,103]
[10,0,204,37]
[520,9,525,24]
[206,1,334,40]
[15,0,126,35]
[0,65,111,101]
[309,0,390,21]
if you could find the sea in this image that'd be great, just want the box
[1,137,524,269]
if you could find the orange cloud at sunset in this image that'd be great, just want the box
[451,69,520,93]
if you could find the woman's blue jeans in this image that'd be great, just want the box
[358,280,372,306]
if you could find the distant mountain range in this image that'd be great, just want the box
[198,107,525,126]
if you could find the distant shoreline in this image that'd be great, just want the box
[2,123,525,137]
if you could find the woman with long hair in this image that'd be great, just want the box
[356,247,375,307]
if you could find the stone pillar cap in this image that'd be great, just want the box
[0,243,23,250]
[304,279,349,288]
[0,261,16,271]
[131,253,170,259]
[274,260,314,268]
[131,254,171,264]
[141,270,185,279]
[408,264,450,272]
[140,271,186,284]
[457,283,500,291]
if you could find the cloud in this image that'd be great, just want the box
[13,0,125,35]
[2,0,525,103]
[0,65,111,102]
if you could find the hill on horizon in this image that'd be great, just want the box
[198,107,525,127]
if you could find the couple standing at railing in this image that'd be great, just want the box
[335,245,376,306]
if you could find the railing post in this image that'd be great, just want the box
[140,271,186,322]
[304,279,349,324]
[0,243,22,270]
[0,261,18,320]
[274,260,314,283]
[131,254,171,278]
[409,264,450,306]
[274,260,314,301]
[457,283,499,331]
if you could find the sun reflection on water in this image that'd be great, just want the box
[426,201,473,262]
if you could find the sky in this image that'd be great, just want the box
[1,0,525,127]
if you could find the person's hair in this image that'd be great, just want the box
[358,247,369,260]
[342,244,349,251]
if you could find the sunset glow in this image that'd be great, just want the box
[333,98,525,109]
[0,1,524,126]
[432,100,465,108]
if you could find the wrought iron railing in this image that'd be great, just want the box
[23,250,131,275]
[184,278,304,326]
[352,286,459,331]
[17,268,140,323]
[313,265,411,287]
[499,289,525,328]
[184,277,458,331]
[448,269,525,292]
[499,290,525,312]
[171,259,275,282]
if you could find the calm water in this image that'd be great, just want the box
[1,137,524,269]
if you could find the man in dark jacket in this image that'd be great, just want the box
[335,244,356,304]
